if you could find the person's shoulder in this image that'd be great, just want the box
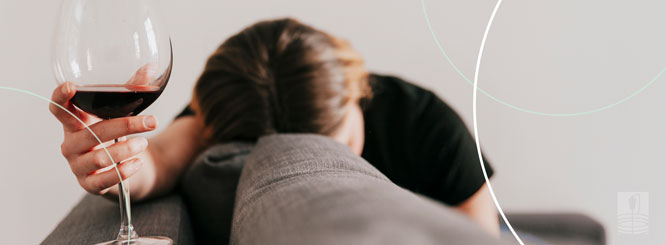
[370,73,444,105]
[367,73,439,109]
[369,73,436,98]
[366,73,459,123]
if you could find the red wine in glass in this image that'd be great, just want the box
[71,85,164,120]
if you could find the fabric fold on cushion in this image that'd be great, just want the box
[179,141,254,245]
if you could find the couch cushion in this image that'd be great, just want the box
[42,193,194,244]
[232,134,511,245]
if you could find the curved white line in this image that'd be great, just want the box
[0,86,132,238]
[470,1,525,244]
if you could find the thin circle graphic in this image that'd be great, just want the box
[421,0,665,117]
[468,0,525,244]
[0,86,130,201]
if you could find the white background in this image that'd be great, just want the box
[1,0,665,244]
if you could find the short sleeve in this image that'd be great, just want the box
[360,74,494,206]
[410,92,494,205]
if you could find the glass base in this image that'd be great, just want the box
[95,236,173,245]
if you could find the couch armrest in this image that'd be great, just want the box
[43,193,195,244]
[232,134,512,245]
[503,212,606,245]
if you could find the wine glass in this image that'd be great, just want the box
[52,0,173,244]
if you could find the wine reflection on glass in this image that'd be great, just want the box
[52,0,173,244]
[71,64,168,120]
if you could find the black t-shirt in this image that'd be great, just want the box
[176,74,493,205]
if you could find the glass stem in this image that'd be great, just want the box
[115,138,138,241]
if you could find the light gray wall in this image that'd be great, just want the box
[1,0,664,244]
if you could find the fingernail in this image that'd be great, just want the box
[61,83,71,95]
[129,159,143,170]
[134,137,148,150]
[143,116,157,129]
[127,137,147,153]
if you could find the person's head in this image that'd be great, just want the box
[192,18,371,154]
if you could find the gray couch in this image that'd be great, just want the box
[44,135,605,244]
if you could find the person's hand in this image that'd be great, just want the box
[49,68,158,195]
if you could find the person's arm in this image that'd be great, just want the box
[454,184,500,236]
[50,82,203,201]
[104,115,205,201]
[390,82,498,236]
